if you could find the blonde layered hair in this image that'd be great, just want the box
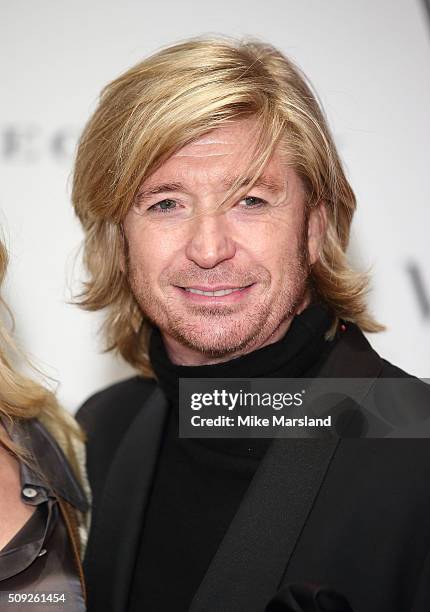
[0,239,84,474]
[72,36,382,378]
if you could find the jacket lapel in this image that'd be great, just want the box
[190,325,384,611]
[190,437,339,612]
[85,385,168,612]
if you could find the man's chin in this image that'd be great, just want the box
[167,322,261,359]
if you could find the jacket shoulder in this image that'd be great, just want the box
[379,358,430,396]
[379,358,425,379]
[76,375,156,438]
[75,375,157,503]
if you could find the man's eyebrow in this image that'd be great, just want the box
[135,175,285,200]
[136,182,185,200]
[222,175,285,194]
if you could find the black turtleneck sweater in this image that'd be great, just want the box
[128,303,337,612]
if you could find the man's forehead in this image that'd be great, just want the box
[173,134,243,159]
[173,143,236,159]
[137,120,293,194]
[172,119,261,158]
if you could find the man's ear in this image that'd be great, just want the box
[307,200,328,266]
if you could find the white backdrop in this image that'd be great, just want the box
[1,0,429,412]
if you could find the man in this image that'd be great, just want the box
[74,37,430,611]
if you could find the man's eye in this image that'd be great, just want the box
[240,196,267,209]
[145,196,266,214]
[148,199,177,213]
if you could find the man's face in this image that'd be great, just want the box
[123,118,326,364]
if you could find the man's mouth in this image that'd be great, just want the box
[182,286,250,297]
[174,283,255,300]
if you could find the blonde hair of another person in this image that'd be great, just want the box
[0,239,88,499]
[72,36,383,378]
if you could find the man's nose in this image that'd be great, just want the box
[184,211,236,268]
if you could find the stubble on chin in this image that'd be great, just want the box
[128,267,310,361]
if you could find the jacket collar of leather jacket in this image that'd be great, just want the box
[3,416,89,513]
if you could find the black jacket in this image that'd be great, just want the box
[77,324,430,612]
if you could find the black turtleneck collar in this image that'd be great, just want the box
[149,302,336,409]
